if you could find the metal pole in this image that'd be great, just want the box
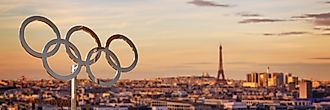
[71,65,78,110]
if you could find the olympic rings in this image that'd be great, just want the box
[19,16,138,86]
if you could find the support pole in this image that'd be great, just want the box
[71,65,78,110]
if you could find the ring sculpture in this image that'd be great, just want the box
[19,16,138,86]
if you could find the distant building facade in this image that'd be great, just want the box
[246,72,269,87]
[268,73,284,87]
[246,69,299,88]
[299,80,312,98]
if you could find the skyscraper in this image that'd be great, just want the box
[268,73,284,87]
[299,80,312,98]
[217,45,225,81]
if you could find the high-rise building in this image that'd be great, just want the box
[217,45,225,82]
[246,71,300,89]
[268,73,284,87]
[258,73,268,87]
[247,74,252,82]
[250,73,259,83]
[285,73,298,85]
[299,80,312,98]
[246,72,268,87]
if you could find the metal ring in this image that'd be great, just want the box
[19,16,61,58]
[85,47,121,86]
[42,39,83,80]
[65,25,102,66]
[105,34,138,72]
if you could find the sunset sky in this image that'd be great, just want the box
[0,0,330,80]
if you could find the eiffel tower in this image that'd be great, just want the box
[217,45,226,83]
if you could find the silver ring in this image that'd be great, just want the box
[19,16,61,58]
[105,34,138,72]
[85,47,121,86]
[65,25,102,66]
[42,39,82,80]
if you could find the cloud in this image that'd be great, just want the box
[310,57,330,60]
[237,12,261,17]
[263,31,310,36]
[187,0,231,7]
[292,12,330,26]
[321,33,330,35]
[239,18,286,23]
[313,27,330,31]
[315,18,330,26]
[313,27,330,35]
[291,12,330,19]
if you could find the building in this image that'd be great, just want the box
[246,67,298,88]
[246,72,269,87]
[223,102,247,110]
[284,73,298,85]
[283,73,299,91]
[139,99,194,110]
[246,67,270,88]
[152,106,167,110]
[247,73,259,83]
[299,80,312,98]
[138,99,223,110]
[246,74,252,82]
[268,73,284,87]
[246,72,287,88]
[258,73,268,87]
[242,82,257,88]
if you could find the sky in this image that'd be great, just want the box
[0,0,330,80]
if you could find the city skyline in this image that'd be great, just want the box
[0,0,330,80]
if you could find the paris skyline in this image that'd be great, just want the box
[0,0,330,80]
